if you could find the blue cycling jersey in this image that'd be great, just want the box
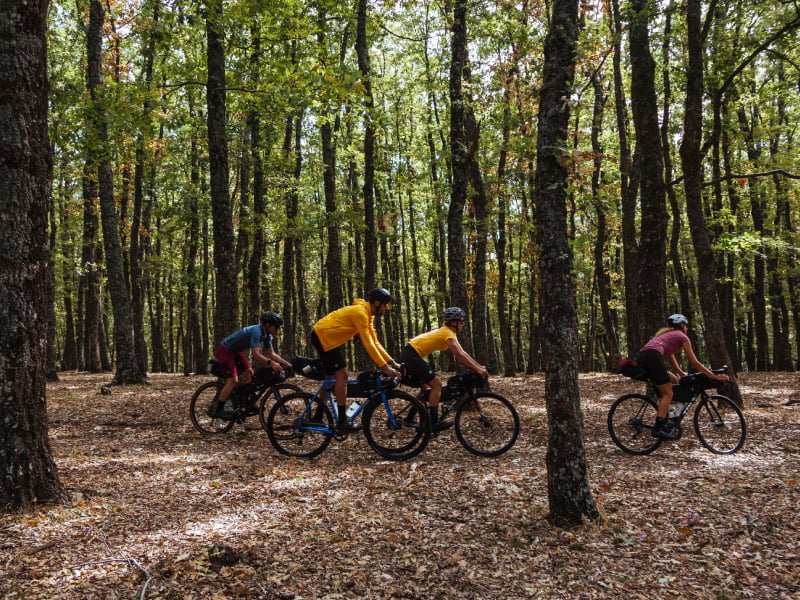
[220,325,264,352]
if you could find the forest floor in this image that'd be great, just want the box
[1,371,799,600]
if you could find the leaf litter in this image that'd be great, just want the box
[1,371,798,599]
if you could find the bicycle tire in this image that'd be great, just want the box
[189,381,235,435]
[362,390,431,461]
[607,393,662,455]
[693,394,746,454]
[266,392,334,459]
[454,392,520,457]
[258,382,303,430]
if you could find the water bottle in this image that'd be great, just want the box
[302,364,313,375]
[346,400,361,418]
[668,402,685,418]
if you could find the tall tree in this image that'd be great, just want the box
[448,0,469,319]
[534,0,600,526]
[0,0,68,512]
[628,0,668,347]
[356,0,377,291]
[680,0,742,404]
[86,0,144,384]
[206,0,238,342]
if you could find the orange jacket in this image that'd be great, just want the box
[312,299,392,366]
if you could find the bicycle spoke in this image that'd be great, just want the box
[454,393,519,457]
[607,393,662,455]
[693,394,746,454]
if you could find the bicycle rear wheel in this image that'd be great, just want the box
[362,390,431,461]
[189,381,235,434]
[266,392,334,458]
[454,392,520,457]
[607,393,662,455]
[693,394,746,454]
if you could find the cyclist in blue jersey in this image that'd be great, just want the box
[210,312,293,418]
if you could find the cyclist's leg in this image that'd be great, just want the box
[401,346,450,431]
[637,349,677,439]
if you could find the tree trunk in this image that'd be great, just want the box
[0,0,68,512]
[629,0,668,348]
[206,0,239,342]
[535,0,599,526]
[87,0,144,384]
[448,0,469,320]
[679,0,742,404]
[356,0,377,292]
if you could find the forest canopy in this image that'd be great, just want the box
[45,0,800,377]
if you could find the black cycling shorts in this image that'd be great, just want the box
[636,348,671,385]
[310,329,346,376]
[398,345,437,386]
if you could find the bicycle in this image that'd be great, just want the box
[264,357,432,460]
[406,370,520,457]
[189,360,301,435]
[608,364,746,455]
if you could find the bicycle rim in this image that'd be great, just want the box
[363,391,431,460]
[454,392,520,457]
[693,394,746,454]
[607,393,662,455]
[189,381,235,434]
[266,392,333,458]
[258,382,303,431]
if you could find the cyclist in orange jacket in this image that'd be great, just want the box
[310,288,402,432]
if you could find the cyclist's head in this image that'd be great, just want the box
[367,287,393,305]
[261,311,283,328]
[442,306,466,326]
[667,313,688,328]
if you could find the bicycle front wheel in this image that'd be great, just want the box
[454,392,520,457]
[693,394,746,454]
[189,381,235,434]
[266,392,334,458]
[362,391,431,461]
[258,382,303,430]
[607,393,662,455]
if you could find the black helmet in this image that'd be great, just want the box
[442,306,466,322]
[367,287,393,303]
[261,311,283,327]
[667,313,688,327]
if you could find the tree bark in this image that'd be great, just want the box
[535,0,599,526]
[680,0,742,404]
[87,0,144,384]
[206,0,239,343]
[0,0,68,512]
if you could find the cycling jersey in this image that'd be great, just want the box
[313,299,392,366]
[408,326,457,359]
[220,324,263,353]
[640,330,688,357]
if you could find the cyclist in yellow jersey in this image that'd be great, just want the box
[399,307,489,431]
[310,288,402,433]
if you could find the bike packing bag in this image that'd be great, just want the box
[291,355,326,380]
[671,383,694,404]
[347,371,378,398]
[252,367,286,386]
[679,372,717,391]
[618,357,648,381]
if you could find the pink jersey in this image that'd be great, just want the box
[640,329,689,357]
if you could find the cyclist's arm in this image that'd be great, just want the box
[250,346,272,367]
[681,341,729,381]
[446,338,489,378]
[265,346,292,371]
[667,353,686,378]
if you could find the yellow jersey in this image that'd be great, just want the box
[408,326,457,359]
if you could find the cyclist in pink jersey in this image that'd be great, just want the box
[637,314,729,439]
[399,307,489,431]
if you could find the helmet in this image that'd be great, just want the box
[261,311,283,327]
[442,307,466,322]
[367,287,393,303]
[667,314,688,327]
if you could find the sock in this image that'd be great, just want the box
[654,416,666,430]
[429,405,439,423]
[337,406,347,424]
